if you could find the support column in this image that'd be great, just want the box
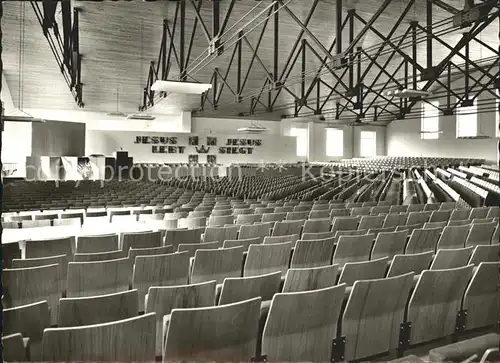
[426,0,433,70]
[179,0,186,81]
[307,122,315,162]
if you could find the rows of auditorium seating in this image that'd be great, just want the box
[4,170,383,212]
[3,195,498,361]
[313,156,484,171]
[3,174,310,212]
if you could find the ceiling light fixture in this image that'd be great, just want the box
[2,115,46,123]
[150,80,212,94]
[237,122,270,133]
[126,113,156,121]
[385,89,432,98]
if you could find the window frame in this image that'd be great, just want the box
[325,128,343,157]
[421,101,440,140]
[456,96,478,138]
[359,130,377,157]
[290,127,308,157]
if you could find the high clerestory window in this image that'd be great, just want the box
[421,101,440,139]
[290,127,308,157]
[360,131,376,157]
[456,97,478,138]
[326,128,343,157]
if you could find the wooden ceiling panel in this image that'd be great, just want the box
[2,0,497,121]
[3,2,78,111]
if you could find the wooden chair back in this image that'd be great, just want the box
[302,218,331,234]
[469,243,500,264]
[469,207,489,220]
[66,258,130,298]
[283,264,338,293]
[4,301,50,360]
[351,207,371,216]
[236,214,263,225]
[76,234,119,253]
[74,250,125,262]
[2,242,21,268]
[308,210,330,219]
[132,252,190,311]
[429,210,451,223]
[272,219,304,237]
[389,205,408,214]
[447,219,471,226]
[42,313,156,362]
[244,242,292,277]
[450,209,471,221]
[12,254,68,292]
[301,231,335,240]
[437,225,469,250]
[25,236,75,258]
[290,237,336,269]
[424,221,447,229]
[330,208,350,218]
[423,203,441,211]
[208,214,234,226]
[178,217,207,229]
[358,215,384,230]
[262,285,346,362]
[22,219,51,228]
[334,229,368,239]
[177,241,221,259]
[341,272,414,361]
[223,237,260,250]
[2,333,27,362]
[387,251,434,278]
[462,262,499,331]
[164,298,261,362]
[58,289,139,327]
[263,234,299,247]
[338,257,390,285]
[128,245,174,264]
[238,222,272,243]
[430,247,474,270]
[405,227,441,254]
[465,222,496,247]
[165,228,203,250]
[203,225,239,243]
[191,246,244,284]
[407,265,474,345]
[4,265,62,325]
[145,281,216,356]
[371,230,408,260]
[332,234,375,268]
[383,213,408,228]
[332,216,359,232]
[122,231,162,252]
[219,271,281,305]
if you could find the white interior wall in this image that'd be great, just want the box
[5,104,390,168]
[191,117,282,135]
[86,130,296,164]
[386,93,498,163]
[282,119,386,162]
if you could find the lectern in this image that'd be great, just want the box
[114,151,133,179]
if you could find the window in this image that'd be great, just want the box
[421,101,440,139]
[326,128,343,157]
[290,127,308,157]
[456,97,477,137]
[360,131,376,157]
